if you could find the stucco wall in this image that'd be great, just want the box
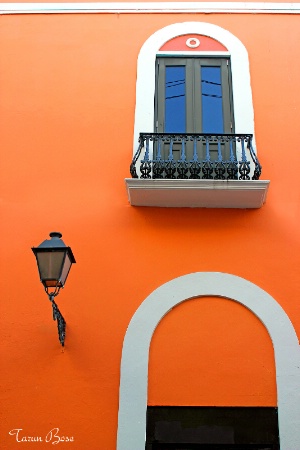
[1,8,300,449]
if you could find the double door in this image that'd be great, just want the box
[154,57,234,162]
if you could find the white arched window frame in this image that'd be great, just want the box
[133,22,255,165]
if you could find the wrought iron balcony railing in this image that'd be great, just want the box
[130,133,262,181]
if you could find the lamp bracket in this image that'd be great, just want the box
[45,285,61,298]
[48,293,66,347]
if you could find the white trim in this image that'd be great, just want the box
[117,272,300,450]
[2,3,300,15]
[134,22,255,154]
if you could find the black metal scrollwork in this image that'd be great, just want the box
[214,161,226,180]
[164,160,177,179]
[130,133,262,181]
[202,160,214,179]
[239,161,251,180]
[177,160,189,179]
[227,161,239,180]
[152,159,165,179]
[49,294,66,347]
[140,160,152,179]
[189,160,201,179]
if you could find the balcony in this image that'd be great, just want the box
[125,133,270,208]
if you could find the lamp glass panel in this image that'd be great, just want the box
[36,251,65,286]
[60,253,72,286]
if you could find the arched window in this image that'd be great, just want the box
[126,22,269,208]
[133,22,254,145]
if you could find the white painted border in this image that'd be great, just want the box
[117,272,300,450]
[1,3,300,15]
[133,22,254,157]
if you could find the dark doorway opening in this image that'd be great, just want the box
[146,407,279,450]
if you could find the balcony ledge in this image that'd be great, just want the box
[125,178,270,208]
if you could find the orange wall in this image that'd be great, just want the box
[148,297,277,407]
[1,11,300,449]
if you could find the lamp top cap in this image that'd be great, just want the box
[37,231,66,248]
[32,232,76,263]
[32,232,76,262]
[49,231,63,239]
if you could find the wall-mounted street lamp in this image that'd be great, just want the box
[32,232,76,346]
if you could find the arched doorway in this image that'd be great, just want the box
[117,273,300,450]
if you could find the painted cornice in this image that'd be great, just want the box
[1,2,300,15]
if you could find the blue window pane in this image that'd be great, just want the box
[201,66,224,133]
[165,66,186,133]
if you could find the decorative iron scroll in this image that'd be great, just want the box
[130,133,262,181]
[49,294,66,347]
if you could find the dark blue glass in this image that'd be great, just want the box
[201,66,224,133]
[165,66,186,133]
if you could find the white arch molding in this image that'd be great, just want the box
[117,272,300,450]
[133,21,255,155]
